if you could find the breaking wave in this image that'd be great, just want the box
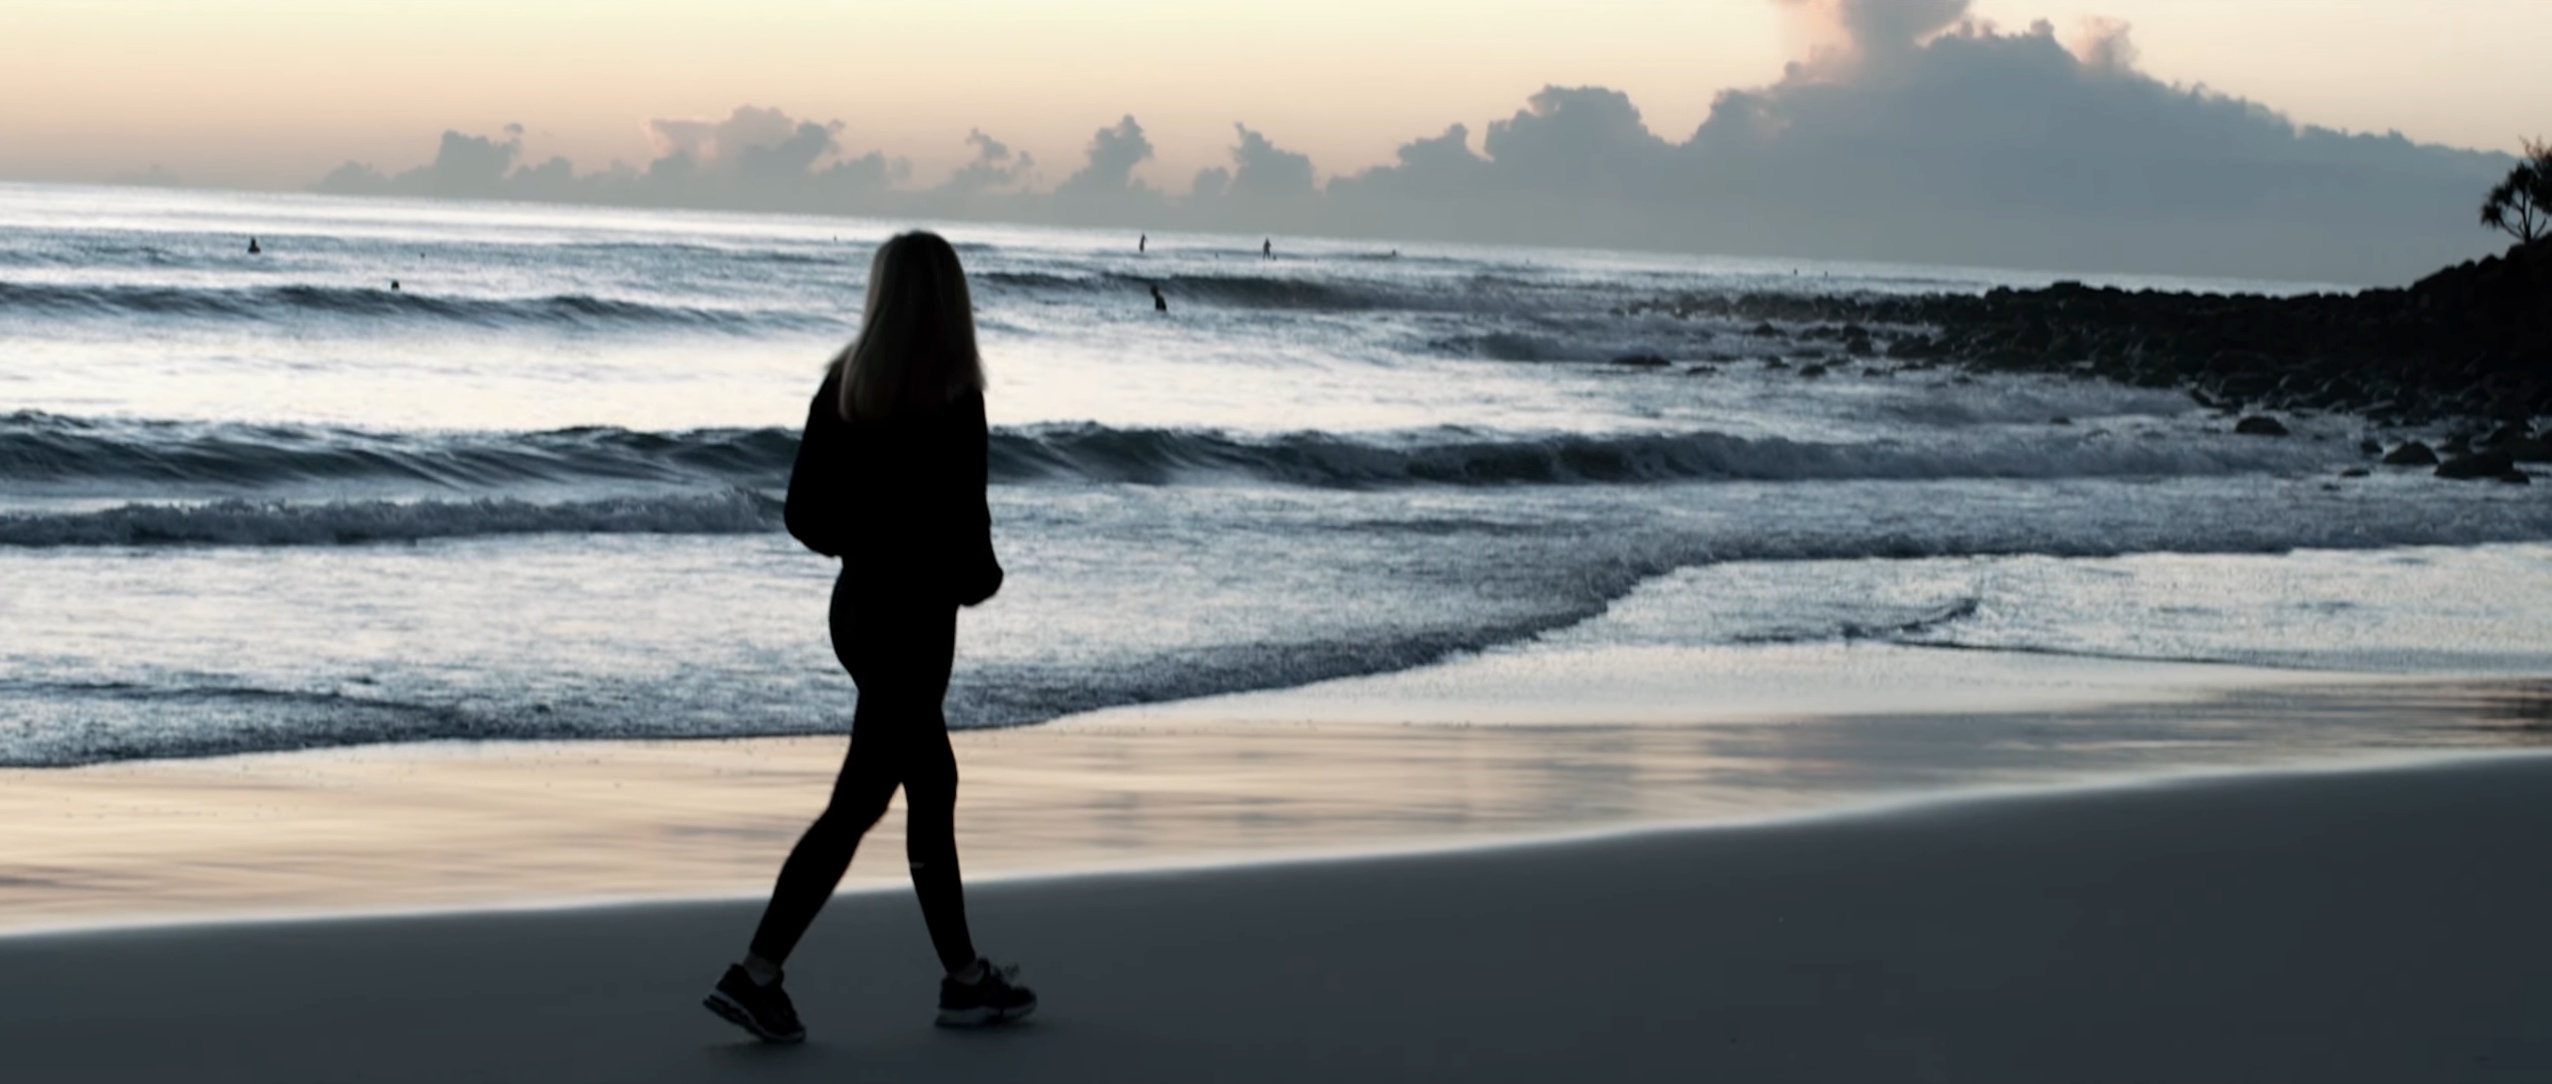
[3,410,2345,498]
[0,280,834,332]
[0,491,778,547]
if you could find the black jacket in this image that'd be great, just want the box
[783,374,1003,606]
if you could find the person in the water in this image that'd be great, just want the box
[1139,233,1147,253]
[1151,284,1167,312]
[1262,238,1271,259]
[247,237,261,255]
[702,230,1035,1044]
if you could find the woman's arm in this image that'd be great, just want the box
[782,377,846,557]
[951,391,1004,606]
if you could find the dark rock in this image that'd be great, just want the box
[2358,439,2383,456]
[2436,450,2517,480]
[1683,365,1717,376]
[1763,357,1789,370]
[2482,423,2532,447]
[2233,415,2290,436]
[2050,416,2072,425]
[1610,353,1671,368]
[1749,322,1784,337]
[2381,441,2440,466]
[2502,470,2533,485]
[1796,363,1829,378]
[2502,438,2552,462]
[1607,237,2552,430]
[2339,467,2371,478]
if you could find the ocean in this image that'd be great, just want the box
[6,181,2551,769]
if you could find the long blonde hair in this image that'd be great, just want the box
[834,230,986,421]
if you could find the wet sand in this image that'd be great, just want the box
[4,753,2549,1082]
[2,656,2545,933]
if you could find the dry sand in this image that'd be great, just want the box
[4,753,2549,1083]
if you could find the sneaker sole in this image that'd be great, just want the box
[935,999,1037,1028]
[703,990,806,1044]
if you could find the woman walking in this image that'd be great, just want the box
[704,231,1034,1043]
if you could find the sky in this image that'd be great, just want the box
[5,0,2543,190]
[2,0,2546,281]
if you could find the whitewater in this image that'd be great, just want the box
[5,181,2551,768]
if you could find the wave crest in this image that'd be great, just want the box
[0,280,832,332]
[3,411,2343,498]
[0,490,779,547]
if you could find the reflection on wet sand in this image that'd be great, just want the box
[1,678,2543,934]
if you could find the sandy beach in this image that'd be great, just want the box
[4,751,2548,1083]
[3,658,2541,933]
[8,14,2552,1081]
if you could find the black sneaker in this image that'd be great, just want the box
[935,959,1037,1027]
[703,963,807,1043]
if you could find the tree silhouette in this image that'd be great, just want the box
[2480,137,2552,244]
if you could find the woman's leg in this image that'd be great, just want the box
[746,584,972,969]
[862,598,976,971]
[900,718,977,972]
[745,702,901,965]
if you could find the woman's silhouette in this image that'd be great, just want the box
[705,230,1033,1043]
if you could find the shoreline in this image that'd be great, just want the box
[5,659,2543,937]
[8,742,2544,944]
[7,751,2549,1082]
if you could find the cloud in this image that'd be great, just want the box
[945,129,1036,193]
[2068,16,2138,75]
[317,106,905,212]
[1189,166,1231,200]
[1326,2,2512,282]
[645,106,809,168]
[318,128,523,200]
[1054,115,1155,199]
[1184,124,1317,229]
[1225,124,1316,201]
[306,4,2519,283]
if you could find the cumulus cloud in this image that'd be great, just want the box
[308,3,2518,283]
[1328,1,2511,282]
[1054,115,1155,199]
[646,106,812,169]
[317,106,904,212]
[1189,165,1231,200]
[944,129,1035,193]
[2068,16,2138,75]
[1225,124,1316,201]
[318,127,523,200]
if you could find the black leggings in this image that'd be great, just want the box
[747,578,975,971]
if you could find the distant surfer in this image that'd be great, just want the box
[247,237,261,255]
[1151,284,1167,313]
[390,279,400,291]
[1139,233,1147,253]
[1262,238,1272,259]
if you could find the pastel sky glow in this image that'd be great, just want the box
[4,0,2546,191]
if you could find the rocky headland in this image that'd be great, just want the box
[1621,239,2552,480]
